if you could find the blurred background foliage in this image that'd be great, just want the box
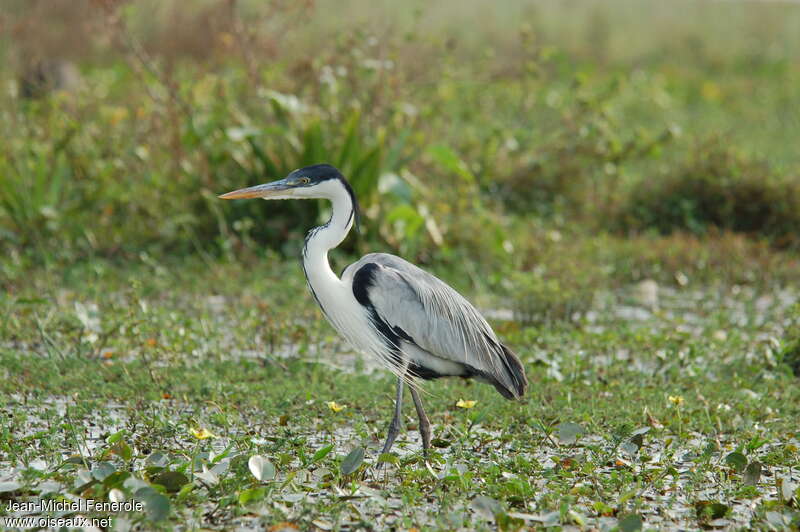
[1,0,800,319]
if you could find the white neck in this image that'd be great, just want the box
[301,180,355,294]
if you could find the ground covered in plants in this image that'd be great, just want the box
[2,258,799,530]
[2,0,800,530]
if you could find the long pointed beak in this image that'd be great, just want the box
[218,179,293,200]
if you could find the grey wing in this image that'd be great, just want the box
[348,253,527,399]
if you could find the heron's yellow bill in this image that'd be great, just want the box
[218,180,293,200]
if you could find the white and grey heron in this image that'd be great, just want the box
[220,164,527,457]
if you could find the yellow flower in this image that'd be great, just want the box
[326,401,346,413]
[456,399,477,409]
[190,427,216,439]
[701,81,722,102]
[668,395,684,406]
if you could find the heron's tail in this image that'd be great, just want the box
[492,344,528,400]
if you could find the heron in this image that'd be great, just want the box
[219,164,527,458]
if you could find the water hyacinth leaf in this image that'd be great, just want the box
[137,488,170,522]
[152,471,189,493]
[724,452,747,472]
[620,440,640,456]
[248,455,276,482]
[312,444,334,463]
[626,427,649,452]
[743,461,762,486]
[61,456,86,467]
[471,495,502,519]
[36,481,63,495]
[103,471,131,489]
[194,466,219,486]
[146,452,169,468]
[123,476,149,493]
[694,500,729,520]
[341,447,365,476]
[556,422,585,445]
[781,478,796,502]
[91,461,116,481]
[74,470,95,490]
[618,514,643,532]
[765,511,789,528]
[0,481,21,493]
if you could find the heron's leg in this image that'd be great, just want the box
[410,385,432,458]
[380,375,404,455]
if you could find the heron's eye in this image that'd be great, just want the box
[300,177,310,184]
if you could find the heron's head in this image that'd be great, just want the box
[218,164,352,201]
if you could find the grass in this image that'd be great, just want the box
[1,257,799,530]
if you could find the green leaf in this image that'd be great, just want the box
[431,438,451,449]
[341,447,365,476]
[556,422,585,445]
[743,461,762,486]
[177,483,194,501]
[427,145,474,183]
[618,514,643,532]
[247,138,280,178]
[312,444,334,463]
[336,110,362,170]
[152,471,189,493]
[60,455,87,467]
[694,500,729,521]
[377,453,399,465]
[300,122,325,167]
[137,488,170,522]
[102,471,131,489]
[15,297,48,305]
[106,429,126,444]
[592,501,614,516]
[239,487,267,505]
[112,440,133,461]
[349,145,383,200]
[725,452,747,472]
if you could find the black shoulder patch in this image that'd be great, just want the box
[352,262,380,306]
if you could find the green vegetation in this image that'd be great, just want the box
[2,0,800,529]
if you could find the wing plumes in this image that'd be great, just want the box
[392,262,526,399]
[350,254,528,399]
[493,344,528,399]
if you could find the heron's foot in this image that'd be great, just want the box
[419,420,432,458]
[380,417,402,456]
